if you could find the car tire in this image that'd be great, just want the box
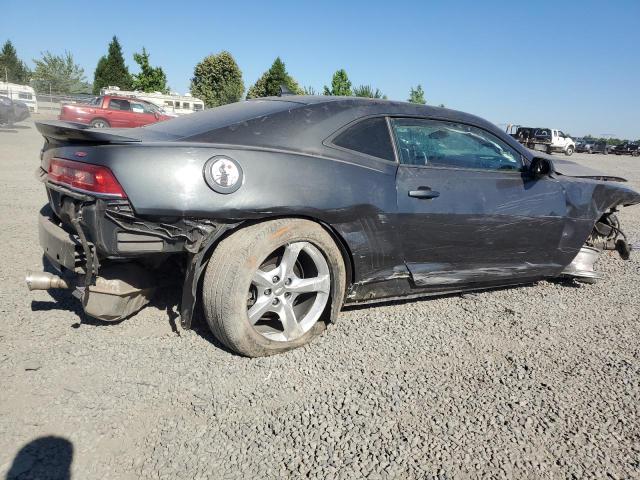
[633,151,639,157]
[90,118,110,128]
[565,146,574,156]
[202,218,346,357]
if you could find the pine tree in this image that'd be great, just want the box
[353,85,385,99]
[93,36,132,94]
[323,69,352,96]
[246,57,302,99]
[408,85,426,104]
[0,40,30,84]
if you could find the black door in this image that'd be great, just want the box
[391,118,568,288]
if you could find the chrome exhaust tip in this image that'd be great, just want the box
[25,271,71,291]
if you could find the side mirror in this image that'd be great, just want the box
[530,157,553,177]
[154,112,160,120]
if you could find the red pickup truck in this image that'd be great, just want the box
[59,95,173,128]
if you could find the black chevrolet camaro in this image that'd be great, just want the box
[28,96,639,356]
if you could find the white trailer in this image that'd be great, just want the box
[100,87,204,115]
[0,82,38,113]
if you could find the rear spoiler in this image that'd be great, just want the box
[35,121,141,144]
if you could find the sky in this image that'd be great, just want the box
[2,0,639,139]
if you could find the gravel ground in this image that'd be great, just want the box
[1,118,639,479]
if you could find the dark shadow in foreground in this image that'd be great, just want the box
[5,436,73,480]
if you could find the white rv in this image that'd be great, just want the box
[0,82,38,113]
[100,87,204,115]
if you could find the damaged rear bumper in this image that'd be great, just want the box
[31,206,157,321]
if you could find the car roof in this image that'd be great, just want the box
[128,95,527,160]
[144,96,498,137]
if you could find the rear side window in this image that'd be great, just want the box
[108,99,130,111]
[332,117,394,161]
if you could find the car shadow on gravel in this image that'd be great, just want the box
[29,258,236,353]
[5,436,72,480]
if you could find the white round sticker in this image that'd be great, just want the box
[211,158,240,188]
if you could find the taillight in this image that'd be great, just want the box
[48,158,127,198]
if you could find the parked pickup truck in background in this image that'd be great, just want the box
[576,138,597,153]
[59,95,173,128]
[612,143,640,157]
[507,125,575,156]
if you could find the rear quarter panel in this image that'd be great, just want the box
[48,144,402,283]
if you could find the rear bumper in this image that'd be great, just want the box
[38,206,84,271]
[35,205,158,321]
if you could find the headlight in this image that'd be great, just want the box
[203,156,243,194]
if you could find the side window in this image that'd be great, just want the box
[332,117,395,161]
[131,101,155,114]
[193,103,203,111]
[391,118,522,172]
[108,99,130,111]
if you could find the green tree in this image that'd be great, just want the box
[408,85,426,104]
[131,47,168,93]
[31,51,90,94]
[93,36,132,95]
[353,84,385,99]
[303,85,318,95]
[247,57,302,98]
[0,40,30,83]
[323,69,352,96]
[190,51,244,107]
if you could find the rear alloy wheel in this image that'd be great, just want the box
[90,118,109,128]
[202,219,346,357]
[565,146,574,156]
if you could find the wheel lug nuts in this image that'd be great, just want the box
[272,298,279,306]
[272,276,280,283]
[285,278,292,286]
[264,289,271,296]
[284,292,291,298]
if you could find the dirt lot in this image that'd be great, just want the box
[1,117,639,479]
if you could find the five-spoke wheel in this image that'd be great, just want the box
[202,219,346,357]
[248,242,331,341]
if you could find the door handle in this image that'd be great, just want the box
[408,187,440,199]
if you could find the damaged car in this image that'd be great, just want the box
[0,95,30,126]
[27,96,640,356]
